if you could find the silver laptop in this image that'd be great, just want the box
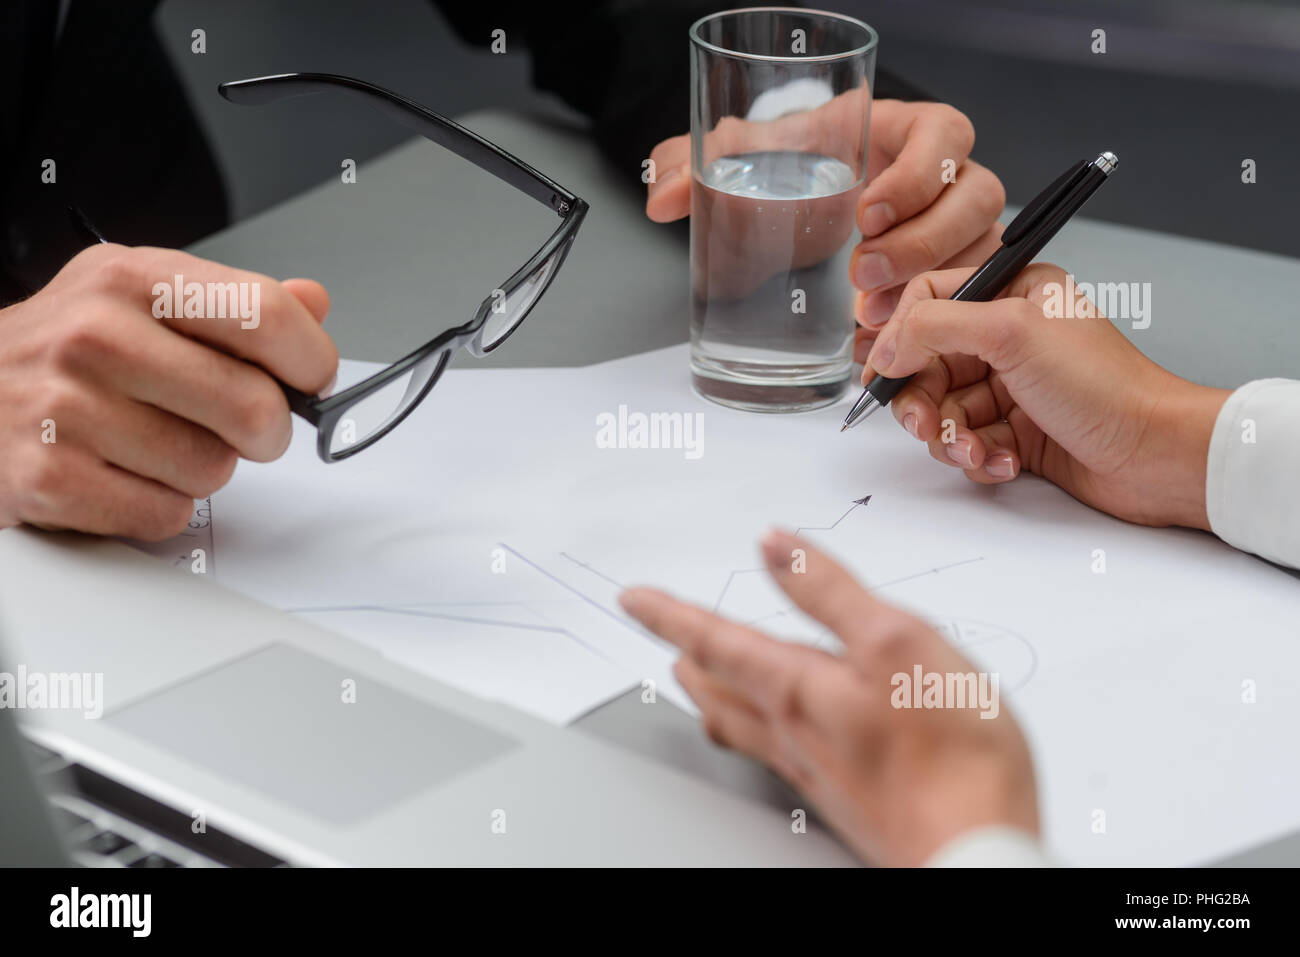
[0,526,853,866]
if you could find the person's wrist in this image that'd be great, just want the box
[894,751,1040,865]
[1146,374,1230,531]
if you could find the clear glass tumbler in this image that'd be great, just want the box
[689,8,876,412]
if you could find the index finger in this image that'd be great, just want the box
[646,134,691,222]
[130,247,339,395]
[619,586,830,711]
[858,101,975,237]
[759,529,919,651]
[880,260,1070,360]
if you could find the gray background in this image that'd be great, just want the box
[154,0,1300,257]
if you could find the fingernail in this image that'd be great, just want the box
[984,452,1016,479]
[761,528,798,570]
[945,439,973,468]
[863,291,896,329]
[903,413,918,438]
[867,327,895,371]
[618,588,651,615]
[860,201,896,237]
[853,251,893,291]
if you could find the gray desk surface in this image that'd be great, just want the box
[191,111,1300,865]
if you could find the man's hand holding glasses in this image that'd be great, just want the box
[0,74,586,539]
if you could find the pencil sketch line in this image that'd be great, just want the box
[793,494,872,535]
[870,556,986,591]
[559,552,627,589]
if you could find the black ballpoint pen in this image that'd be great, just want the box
[841,150,1119,431]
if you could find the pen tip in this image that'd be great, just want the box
[839,422,850,433]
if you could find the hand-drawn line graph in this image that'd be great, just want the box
[562,495,887,615]
[793,495,872,535]
[559,553,626,590]
[929,618,1038,691]
[500,543,667,647]
[545,495,1037,688]
[555,494,974,616]
[137,497,1036,695]
[282,533,655,663]
[283,599,617,662]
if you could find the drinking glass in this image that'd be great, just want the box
[689,7,877,411]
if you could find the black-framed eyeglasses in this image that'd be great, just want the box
[76,72,588,463]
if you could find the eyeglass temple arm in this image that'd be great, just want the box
[217,72,577,216]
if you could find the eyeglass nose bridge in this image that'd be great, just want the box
[463,288,507,358]
[465,323,490,358]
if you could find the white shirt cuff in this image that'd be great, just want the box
[1206,378,1300,570]
[925,826,1051,867]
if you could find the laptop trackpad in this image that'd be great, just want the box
[107,643,518,826]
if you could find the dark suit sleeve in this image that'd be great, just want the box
[0,0,228,304]
[434,2,931,179]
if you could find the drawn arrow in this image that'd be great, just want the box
[793,494,871,536]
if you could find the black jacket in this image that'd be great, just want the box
[0,0,926,305]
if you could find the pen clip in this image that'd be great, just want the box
[1000,159,1091,247]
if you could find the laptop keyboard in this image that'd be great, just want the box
[23,737,285,868]
[51,795,213,868]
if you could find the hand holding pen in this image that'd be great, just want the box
[843,152,1119,430]
[837,153,1231,530]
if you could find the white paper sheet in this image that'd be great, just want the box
[293,602,631,726]
[134,345,1300,865]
